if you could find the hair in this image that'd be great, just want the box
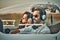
[22,11,34,23]
[23,11,33,19]
[32,8,46,21]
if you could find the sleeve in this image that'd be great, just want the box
[19,25,32,33]
[40,27,50,34]
[40,24,50,34]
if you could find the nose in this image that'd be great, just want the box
[33,16,35,19]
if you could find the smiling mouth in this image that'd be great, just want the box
[33,19,37,22]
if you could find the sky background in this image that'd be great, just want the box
[0,0,60,13]
[0,0,60,8]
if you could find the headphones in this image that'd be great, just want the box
[28,14,34,24]
[31,7,46,21]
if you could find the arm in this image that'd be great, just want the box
[10,25,32,34]
[19,25,32,33]
[40,27,50,34]
[40,23,50,34]
[10,29,20,34]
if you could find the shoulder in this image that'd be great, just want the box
[41,24,50,33]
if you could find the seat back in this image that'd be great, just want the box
[0,20,3,32]
[48,23,60,34]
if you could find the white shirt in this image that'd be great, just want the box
[19,24,50,34]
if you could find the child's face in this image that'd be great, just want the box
[23,14,28,20]
[22,14,28,24]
